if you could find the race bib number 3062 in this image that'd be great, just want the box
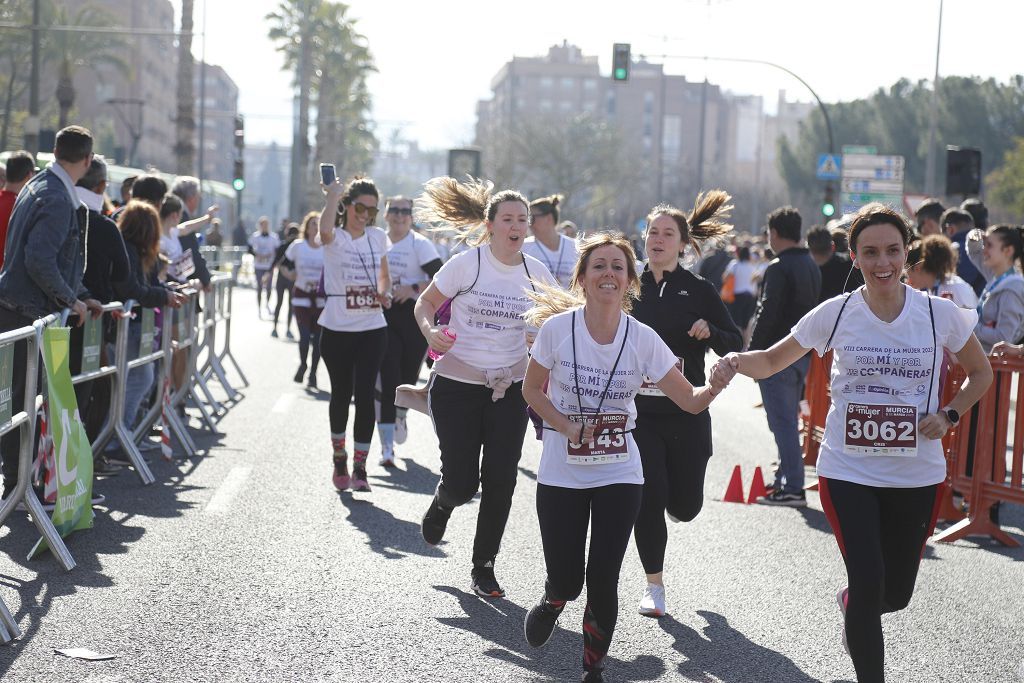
[567,413,629,465]
[843,403,918,457]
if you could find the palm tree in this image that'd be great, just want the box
[43,2,129,129]
[174,0,196,174]
[0,1,33,149]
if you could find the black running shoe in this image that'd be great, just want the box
[421,494,452,545]
[524,597,563,647]
[582,670,604,682]
[471,564,505,599]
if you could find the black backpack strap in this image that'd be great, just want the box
[521,253,537,292]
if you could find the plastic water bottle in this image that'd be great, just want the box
[428,328,457,361]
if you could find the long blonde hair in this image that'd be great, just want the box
[415,176,528,247]
[525,231,641,327]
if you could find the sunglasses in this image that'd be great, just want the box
[388,207,413,216]
[342,203,378,221]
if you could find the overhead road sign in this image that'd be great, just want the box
[842,145,877,155]
[816,154,841,180]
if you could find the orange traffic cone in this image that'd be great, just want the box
[747,466,768,504]
[722,465,744,503]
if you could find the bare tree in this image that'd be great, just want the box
[174,0,195,174]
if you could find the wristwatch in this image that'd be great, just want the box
[942,408,960,426]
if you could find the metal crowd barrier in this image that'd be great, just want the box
[197,273,244,406]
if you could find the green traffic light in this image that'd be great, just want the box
[822,203,835,217]
[614,67,627,80]
[232,178,246,191]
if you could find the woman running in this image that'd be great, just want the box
[287,212,325,389]
[413,177,554,598]
[723,204,992,683]
[630,194,742,618]
[520,231,734,682]
[270,223,300,339]
[376,195,442,466]
[318,176,392,493]
[522,194,579,288]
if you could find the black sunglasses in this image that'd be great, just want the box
[388,207,413,216]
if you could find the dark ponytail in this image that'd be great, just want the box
[645,189,734,259]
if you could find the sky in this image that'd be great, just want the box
[177,0,1022,151]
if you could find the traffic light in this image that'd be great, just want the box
[822,183,835,218]
[233,114,245,151]
[612,43,630,82]
[232,158,245,192]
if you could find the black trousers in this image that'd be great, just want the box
[379,303,428,424]
[429,374,528,567]
[319,326,387,444]
[537,482,643,673]
[819,477,940,683]
[633,410,713,574]
[273,275,294,327]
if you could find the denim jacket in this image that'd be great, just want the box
[0,166,87,319]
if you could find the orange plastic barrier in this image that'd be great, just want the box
[801,350,832,468]
[936,355,1024,547]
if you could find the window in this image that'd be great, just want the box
[539,99,553,111]
[584,78,597,91]
[540,77,554,89]
[561,77,574,89]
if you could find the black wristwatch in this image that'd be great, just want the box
[943,408,960,426]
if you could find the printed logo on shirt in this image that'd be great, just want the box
[867,385,890,395]
[677,290,689,296]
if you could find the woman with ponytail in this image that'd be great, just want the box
[628,192,743,618]
[523,194,579,288]
[319,176,391,493]
[520,231,735,682]
[413,177,555,598]
[965,223,1024,352]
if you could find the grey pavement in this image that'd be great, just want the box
[0,291,1022,682]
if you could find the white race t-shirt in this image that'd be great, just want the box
[160,226,183,262]
[249,232,281,269]
[387,231,440,287]
[285,240,325,306]
[725,260,758,295]
[522,234,579,288]
[532,308,678,489]
[936,274,979,309]
[318,226,390,332]
[792,285,977,488]
[432,246,554,374]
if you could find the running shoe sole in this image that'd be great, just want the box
[471,582,506,599]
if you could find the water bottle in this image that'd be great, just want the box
[428,328,457,361]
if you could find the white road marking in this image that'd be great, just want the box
[206,467,252,513]
[271,394,294,413]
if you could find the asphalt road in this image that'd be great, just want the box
[0,291,1021,682]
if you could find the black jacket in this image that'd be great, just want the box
[818,252,862,303]
[632,264,743,414]
[749,247,821,351]
[82,209,130,304]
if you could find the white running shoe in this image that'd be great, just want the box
[395,415,408,444]
[379,448,396,468]
[638,583,666,618]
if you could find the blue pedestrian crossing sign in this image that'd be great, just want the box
[816,154,841,180]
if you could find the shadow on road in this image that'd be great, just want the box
[433,584,665,682]
[371,460,439,496]
[338,494,446,560]
[659,611,820,682]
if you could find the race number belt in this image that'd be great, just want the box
[636,357,683,397]
[843,402,918,457]
[567,413,629,465]
[345,285,380,312]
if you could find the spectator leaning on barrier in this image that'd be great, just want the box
[0,125,102,497]
[808,224,863,304]
[747,206,821,506]
[171,176,213,292]
[0,150,37,270]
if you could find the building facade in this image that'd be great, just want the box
[194,63,240,184]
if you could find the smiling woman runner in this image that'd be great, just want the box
[413,177,555,599]
[723,204,992,683]
[520,231,735,683]
[318,176,392,494]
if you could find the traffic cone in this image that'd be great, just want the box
[722,465,744,503]
[747,466,768,504]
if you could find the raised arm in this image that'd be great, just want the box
[319,179,344,246]
[726,335,811,380]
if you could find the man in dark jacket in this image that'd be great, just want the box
[171,176,214,293]
[748,206,821,507]
[807,225,862,303]
[0,125,102,496]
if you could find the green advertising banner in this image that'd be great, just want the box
[30,327,94,559]
[81,314,101,374]
[140,308,156,354]
[0,345,13,425]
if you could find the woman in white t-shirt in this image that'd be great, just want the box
[412,177,555,600]
[723,245,758,330]
[724,204,992,683]
[318,176,392,494]
[286,212,325,389]
[158,193,214,282]
[376,196,443,467]
[520,232,734,683]
[906,234,978,309]
[522,194,579,288]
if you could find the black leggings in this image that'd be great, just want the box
[632,410,713,574]
[380,303,428,424]
[429,374,528,567]
[819,477,940,683]
[273,276,294,327]
[537,482,643,674]
[319,326,387,443]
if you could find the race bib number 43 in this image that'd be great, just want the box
[567,413,629,465]
[844,403,918,457]
[345,285,380,312]
[637,357,683,397]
